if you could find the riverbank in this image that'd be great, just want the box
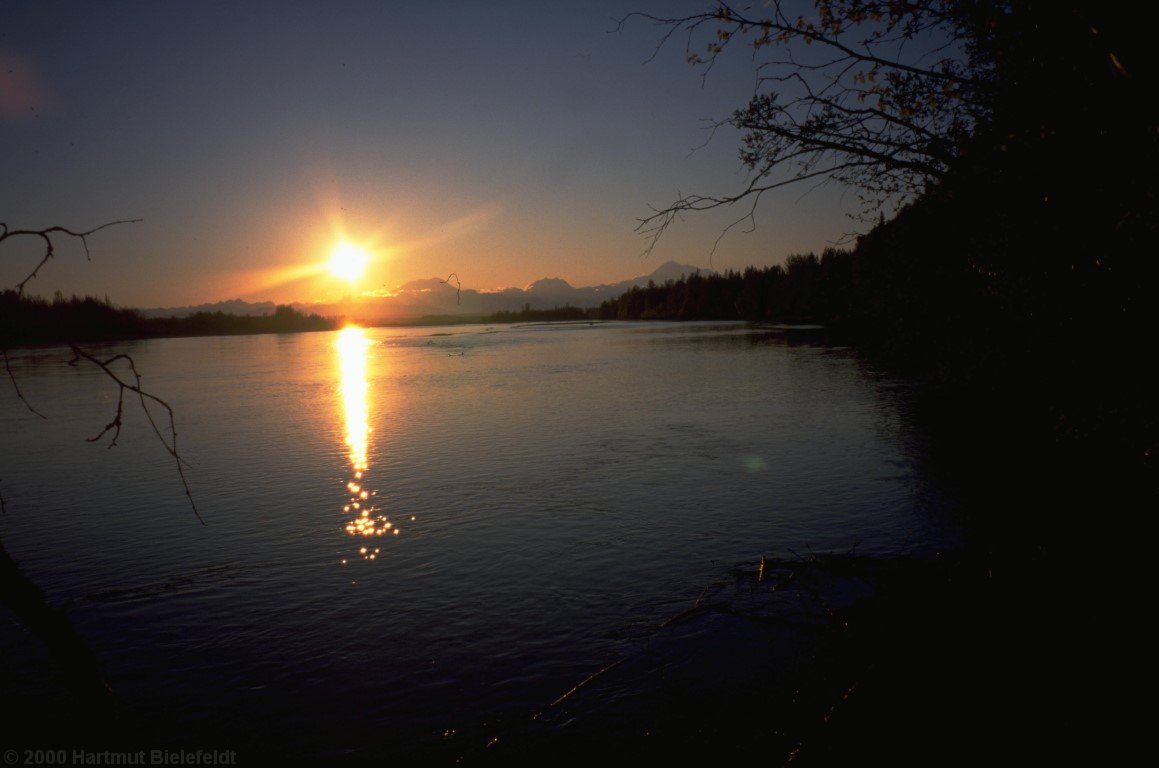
[0,291,336,346]
[1,289,600,347]
[434,545,1067,765]
[0,546,1062,764]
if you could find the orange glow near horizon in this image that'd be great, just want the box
[218,231,381,302]
[211,199,505,304]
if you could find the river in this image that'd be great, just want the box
[0,321,963,760]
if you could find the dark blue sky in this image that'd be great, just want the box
[2,1,850,306]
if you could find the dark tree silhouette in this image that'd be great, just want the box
[621,1,1156,474]
[625,1,1139,252]
[626,1,988,250]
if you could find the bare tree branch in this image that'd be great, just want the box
[439,273,462,304]
[2,217,202,713]
[623,1,991,254]
[637,160,875,255]
[0,220,142,295]
[66,344,202,524]
[2,219,143,425]
[3,347,47,419]
[3,217,202,522]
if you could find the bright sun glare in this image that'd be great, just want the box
[329,241,370,283]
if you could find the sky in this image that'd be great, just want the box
[1,1,856,308]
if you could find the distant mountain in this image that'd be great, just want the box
[139,262,714,322]
[140,299,277,318]
[523,277,579,305]
[524,261,714,309]
[316,261,715,321]
[643,260,715,285]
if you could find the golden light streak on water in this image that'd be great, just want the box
[337,326,394,560]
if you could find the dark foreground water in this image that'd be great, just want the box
[0,322,964,760]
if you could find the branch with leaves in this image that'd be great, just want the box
[622,0,995,253]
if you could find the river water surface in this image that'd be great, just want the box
[0,321,963,759]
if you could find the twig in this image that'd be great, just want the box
[3,220,199,523]
[67,344,202,524]
[0,220,142,295]
[2,347,47,419]
[1,218,141,419]
[538,658,627,713]
[622,2,976,257]
[439,273,461,304]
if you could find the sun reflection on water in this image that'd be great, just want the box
[337,326,397,561]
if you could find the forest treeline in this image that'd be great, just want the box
[488,304,589,323]
[593,254,842,325]
[599,180,1154,478]
[612,0,1156,481]
[0,290,336,345]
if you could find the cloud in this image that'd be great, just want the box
[0,49,60,121]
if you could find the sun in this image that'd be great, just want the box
[329,241,370,283]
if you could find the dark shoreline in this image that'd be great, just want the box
[0,544,1072,764]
